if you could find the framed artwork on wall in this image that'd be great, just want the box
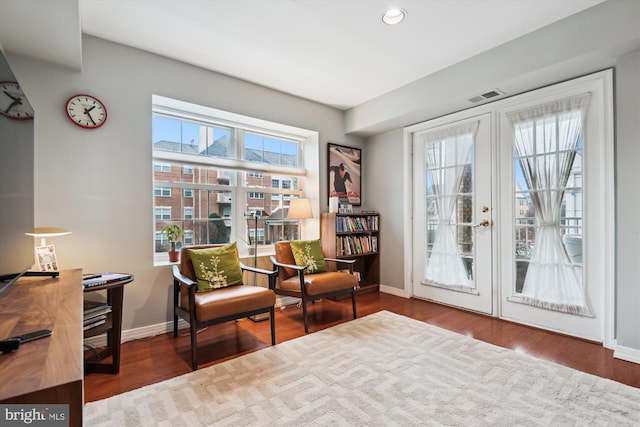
[328,143,361,206]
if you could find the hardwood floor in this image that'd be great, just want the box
[84,292,640,402]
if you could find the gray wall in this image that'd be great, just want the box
[615,50,640,349]
[7,35,363,331]
[364,129,405,291]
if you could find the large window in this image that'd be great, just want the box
[152,96,313,262]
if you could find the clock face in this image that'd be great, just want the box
[0,81,34,120]
[65,94,107,129]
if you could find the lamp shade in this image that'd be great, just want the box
[288,198,313,219]
[25,227,72,237]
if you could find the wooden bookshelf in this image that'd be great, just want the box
[321,212,380,293]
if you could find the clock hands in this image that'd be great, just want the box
[3,90,24,114]
[83,105,97,126]
[5,100,20,114]
[3,90,20,102]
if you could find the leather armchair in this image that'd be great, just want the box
[270,241,357,333]
[173,244,277,370]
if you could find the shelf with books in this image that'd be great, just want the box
[82,273,133,374]
[83,299,113,334]
[321,212,380,293]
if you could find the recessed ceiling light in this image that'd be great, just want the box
[382,8,406,25]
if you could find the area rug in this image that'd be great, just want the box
[84,311,640,426]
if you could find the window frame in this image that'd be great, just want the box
[152,95,318,264]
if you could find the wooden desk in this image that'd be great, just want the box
[0,269,83,427]
[83,275,133,374]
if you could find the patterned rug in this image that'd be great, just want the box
[85,311,640,426]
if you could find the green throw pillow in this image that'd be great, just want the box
[289,239,328,274]
[188,242,243,292]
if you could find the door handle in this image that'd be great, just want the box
[474,219,491,229]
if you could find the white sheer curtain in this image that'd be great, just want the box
[424,121,478,288]
[507,93,593,316]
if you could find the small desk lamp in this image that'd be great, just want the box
[25,227,72,246]
[25,227,72,271]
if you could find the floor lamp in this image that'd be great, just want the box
[288,198,313,238]
[246,209,269,321]
[245,210,269,283]
[279,198,313,310]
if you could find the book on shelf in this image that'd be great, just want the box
[83,318,106,331]
[336,235,378,256]
[84,299,111,314]
[335,214,378,233]
[83,272,132,288]
[83,300,112,325]
[84,306,111,319]
[83,313,107,326]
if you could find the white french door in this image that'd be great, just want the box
[412,114,493,314]
[408,71,613,343]
[496,75,613,342]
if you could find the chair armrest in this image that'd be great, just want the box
[324,257,356,265]
[324,257,356,274]
[241,261,278,290]
[172,265,198,288]
[240,261,278,277]
[269,256,305,272]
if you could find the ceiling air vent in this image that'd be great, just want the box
[468,89,505,103]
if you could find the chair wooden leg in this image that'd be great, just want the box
[190,322,198,371]
[352,289,357,319]
[173,312,178,337]
[302,297,310,333]
[173,281,179,337]
[270,307,276,345]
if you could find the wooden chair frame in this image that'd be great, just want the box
[173,260,278,370]
[270,254,357,333]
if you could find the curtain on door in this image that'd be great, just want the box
[507,93,593,316]
[423,121,479,289]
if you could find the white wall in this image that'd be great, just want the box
[7,35,363,331]
[615,50,640,351]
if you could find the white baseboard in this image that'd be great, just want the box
[613,343,640,364]
[86,291,399,349]
[84,319,189,348]
[379,284,407,298]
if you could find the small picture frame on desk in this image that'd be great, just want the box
[35,245,59,271]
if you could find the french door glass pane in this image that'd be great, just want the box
[512,106,587,314]
[425,137,475,287]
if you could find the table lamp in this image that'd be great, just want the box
[25,227,72,271]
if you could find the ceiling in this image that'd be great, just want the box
[1,0,605,110]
